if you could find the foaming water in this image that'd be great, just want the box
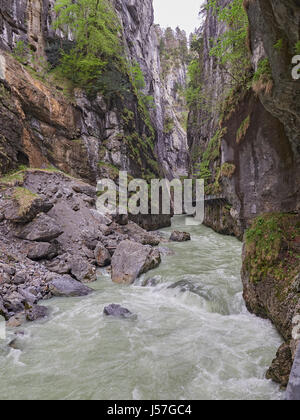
[0,217,283,400]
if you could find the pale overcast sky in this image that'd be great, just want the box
[153,0,204,35]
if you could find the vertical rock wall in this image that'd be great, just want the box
[187,0,300,386]
[188,0,300,236]
[0,0,189,181]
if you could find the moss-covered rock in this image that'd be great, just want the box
[242,213,300,386]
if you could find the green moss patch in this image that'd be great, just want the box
[0,168,26,187]
[236,115,250,144]
[245,213,300,286]
[13,187,39,217]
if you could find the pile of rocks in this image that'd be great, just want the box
[0,169,162,325]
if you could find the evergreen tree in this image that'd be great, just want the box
[53,0,123,90]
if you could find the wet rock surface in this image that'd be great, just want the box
[48,276,94,298]
[169,231,191,242]
[111,240,161,285]
[14,214,63,242]
[25,305,48,322]
[103,304,137,320]
[94,244,111,267]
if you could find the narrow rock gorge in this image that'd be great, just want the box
[187,0,300,389]
[0,0,189,336]
[0,0,188,181]
[0,0,299,401]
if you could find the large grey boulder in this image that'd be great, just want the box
[70,257,96,283]
[4,191,53,224]
[111,240,161,285]
[71,183,96,198]
[48,275,93,297]
[27,242,58,261]
[14,213,63,242]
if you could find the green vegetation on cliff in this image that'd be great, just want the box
[50,0,159,179]
[158,26,189,80]
[53,0,122,91]
[245,213,300,286]
[252,58,273,95]
[206,0,251,87]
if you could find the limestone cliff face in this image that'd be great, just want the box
[0,0,188,182]
[188,0,300,238]
[242,0,300,387]
[154,26,189,178]
[114,1,189,178]
[187,1,240,236]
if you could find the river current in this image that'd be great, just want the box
[0,216,283,400]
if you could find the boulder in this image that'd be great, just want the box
[141,277,159,287]
[3,291,25,313]
[8,332,25,350]
[84,237,98,251]
[19,288,38,304]
[111,240,161,285]
[48,275,93,297]
[169,231,191,242]
[89,209,112,226]
[168,280,198,293]
[45,256,72,275]
[0,272,10,284]
[167,280,210,300]
[126,222,160,246]
[129,214,171,231]
[12,270,28,285]
[4,192,53,224]
[27,242,58,261]
[94,244,111,267]
[26,305,48,322]
[103,304,137,320]
[70,257,96,283]
[14,213,63,242]
[266,343,293,387]
[71,183,96,198]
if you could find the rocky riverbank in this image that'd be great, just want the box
[0,168,164,326]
